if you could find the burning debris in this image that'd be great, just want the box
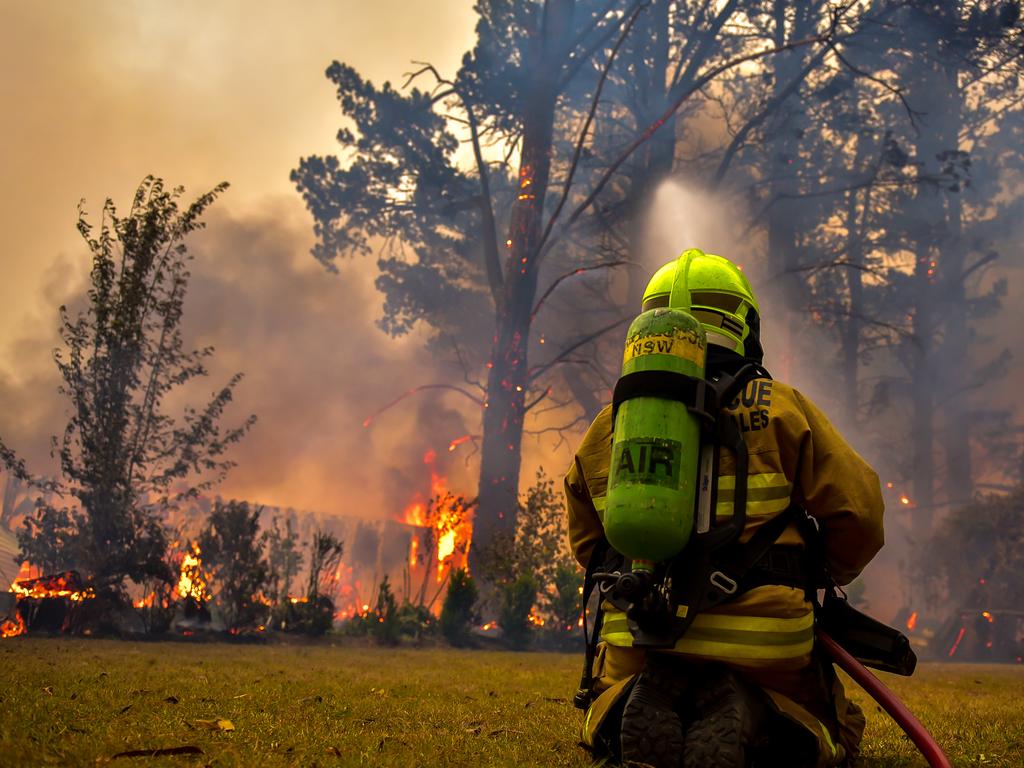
[5,570,95,635]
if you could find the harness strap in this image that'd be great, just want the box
[574,537,612,710]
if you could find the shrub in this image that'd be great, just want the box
[440,568,478,647]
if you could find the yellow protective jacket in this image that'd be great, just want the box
[565,375,885,766]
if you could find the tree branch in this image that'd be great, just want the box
[531,260,633,319]
[537,1,647,260]
[528,316,630,383]
[362,384,486,429]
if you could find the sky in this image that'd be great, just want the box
[0,0,484,518]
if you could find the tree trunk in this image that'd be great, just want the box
[471,0,574,573]
[906,1,966,534]
[766,1,814,380]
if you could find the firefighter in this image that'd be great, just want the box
[565,250,885,768]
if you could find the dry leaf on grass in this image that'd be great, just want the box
[111,745,204,759]
[193,719,234,732]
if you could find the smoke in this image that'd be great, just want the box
[0,195,478,524]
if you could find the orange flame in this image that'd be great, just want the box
[1,613,26,638]
[906,611,918,631]
[177,542,209,603]
[10,572,95,602]
[398,452,473,585]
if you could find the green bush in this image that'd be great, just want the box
[440,568,478,647]
[371,575,399,646]
[499,572,538,650]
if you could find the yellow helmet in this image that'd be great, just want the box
[642,248,762,358]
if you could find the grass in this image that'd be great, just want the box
[0,638,1020,767]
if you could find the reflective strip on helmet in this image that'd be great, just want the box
[600,609,814,661]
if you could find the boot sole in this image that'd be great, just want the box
[620,656,688,768]
[682,668,763,768]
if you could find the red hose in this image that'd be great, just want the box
[817,630,952,768]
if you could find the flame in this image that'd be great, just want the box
[133,593,156,610]
[899,495,912,506]
[398,451,473,585]
[981,611,994,624]
[177,542,209,603]
[9,572,95,602]
[906,611,918,631]
[480,621,498,631]
[527,609,545,627]
[1,613,26,638]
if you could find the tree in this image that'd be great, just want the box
[263,513,303,604]
[198,500,269,632]
[293,1,846,573]
[305,529,345,601]
[0,177,255,599]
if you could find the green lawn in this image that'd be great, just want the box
[0,638,1020,767]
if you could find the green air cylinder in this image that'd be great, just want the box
[604,257,707,569]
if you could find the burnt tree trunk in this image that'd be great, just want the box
[472,0,575,573]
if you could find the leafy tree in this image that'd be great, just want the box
[440,567,479,647]
[263,513,303,604]
[924,483,1024,613]
[15,505,80,575]
[0,176,255,598]
[475,469,581,646]
[198,500,269,632]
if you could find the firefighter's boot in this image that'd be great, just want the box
[620,654,688,768]
[682,665,767,768]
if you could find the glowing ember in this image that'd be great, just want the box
[447,435,473,453]
[981,611,994,624]
[948,626,967,657]
[480,621,498,631]
[899,495,911,506]
[177,543,209,602]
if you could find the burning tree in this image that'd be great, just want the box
[292,0,855,572]
[0,176,255,616]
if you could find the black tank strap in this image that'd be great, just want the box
[611,370,714,427]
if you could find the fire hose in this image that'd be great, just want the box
[817,630,951,768]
